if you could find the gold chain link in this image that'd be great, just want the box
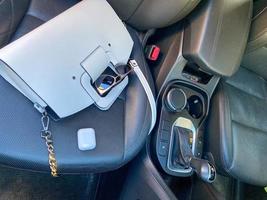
[41,113,58,177]
[42,131,58,177]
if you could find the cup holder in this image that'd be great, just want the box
[187,95,203,119]
[165,88,187,112]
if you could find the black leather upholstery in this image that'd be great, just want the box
[206,67,267,186]
[241,0,267,80]
[11,0,80,42]
[0,0,155,173]
[107,0,201,30]
[205,0,267,186]
[0,0,30,48]
[0,0,80,47]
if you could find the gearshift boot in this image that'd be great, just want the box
[168,118,216,183]
[173,126,193,167]
[167,117,196,174]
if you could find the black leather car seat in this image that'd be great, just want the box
[107,0,201,30]
[206,0,267,186]
[0,0,79,48]
[242,0,267,79]
[1,0,202,45]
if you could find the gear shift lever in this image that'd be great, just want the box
[172,126,216,183]
[190,157,216,183]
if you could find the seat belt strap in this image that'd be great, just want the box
[129,59,157,134]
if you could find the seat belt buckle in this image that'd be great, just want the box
[145,45,160,61]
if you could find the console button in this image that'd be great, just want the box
[159,142,168,156]
[166,88,187,112]
[160,130,169,141]
[161,120,172,131]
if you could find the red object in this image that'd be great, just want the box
[146,45,160,61]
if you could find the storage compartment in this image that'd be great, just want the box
[182,63,213,85]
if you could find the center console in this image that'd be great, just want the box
[119,0,252,198]
[155,80,208,176]
[148,0,250,182]
[149,22,221,182]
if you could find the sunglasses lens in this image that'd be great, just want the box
[95,75,115,91]
[94,64,133,96]
[116,64,133,75]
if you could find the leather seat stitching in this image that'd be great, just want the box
[7,0,14,41]
[252,6,267,21]
[220,83,234,173]
[210,0,225,62]
[167,0,199,26]
[227,102,237,174]
[127,0,144,21]
[232,119,267,134]
[226,82,267,101]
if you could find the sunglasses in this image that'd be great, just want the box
[94,64,133,96]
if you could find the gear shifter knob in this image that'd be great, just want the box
[190,157,216,183]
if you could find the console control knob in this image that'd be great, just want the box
[166,88,187,112]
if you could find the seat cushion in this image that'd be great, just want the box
[206,67,267,186]
[0,0,30,48]
[107,0,201,30]
[0,0,80,47]
[242,0,267,80]
[10,0,79,42]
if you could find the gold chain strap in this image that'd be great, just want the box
[41,112,58,177]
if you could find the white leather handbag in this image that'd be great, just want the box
[0,0,156,132]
